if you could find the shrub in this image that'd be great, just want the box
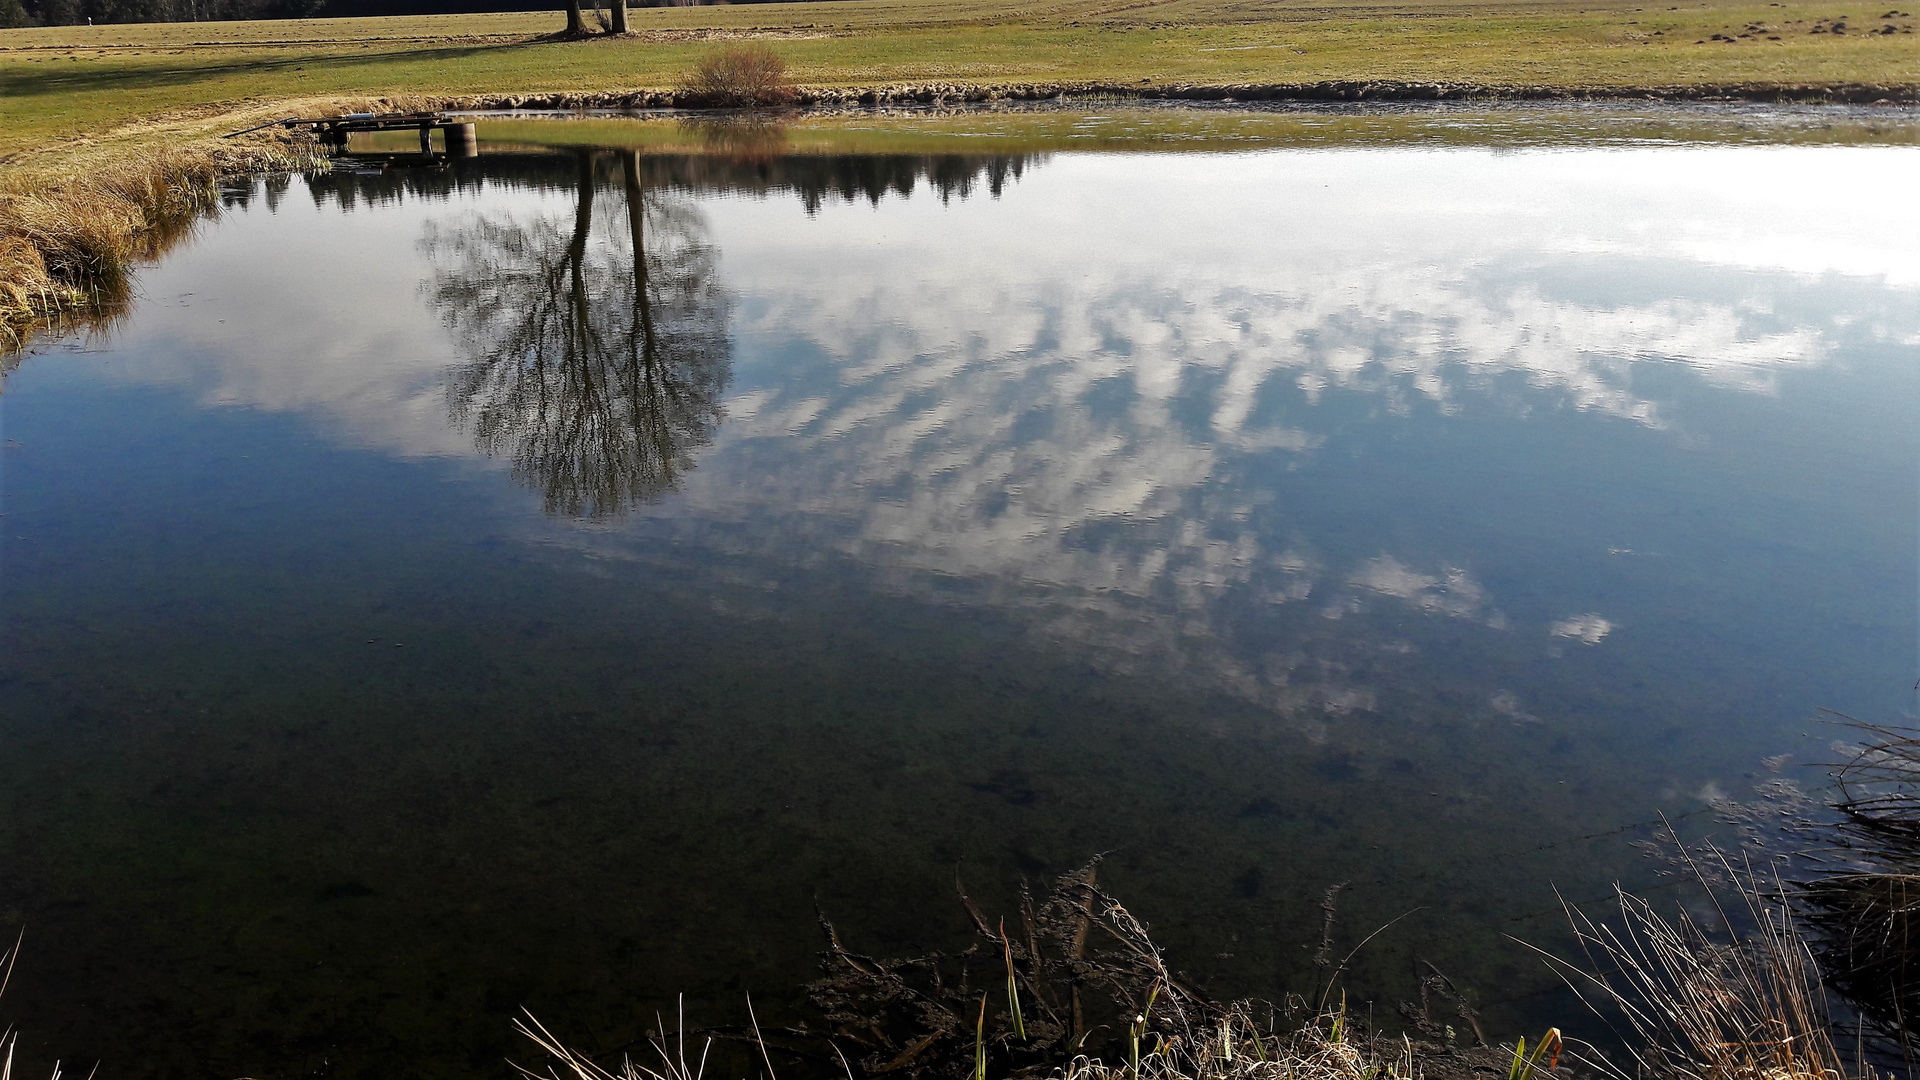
[683,44,797,108]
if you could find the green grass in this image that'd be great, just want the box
[2,0,1916,161]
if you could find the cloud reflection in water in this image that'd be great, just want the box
[605,147,1920,719]
[80,143,1920,724]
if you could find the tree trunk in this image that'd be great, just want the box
[620,149,670,476]
[568,151,596,331]
[621,150,656,378]
[563,0,583,35]
[565,151,603,480]
[609,0,627,34]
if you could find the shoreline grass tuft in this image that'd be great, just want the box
[0,124,325,330]
[517,837,1898,1080]
[1550,851,1858,1080]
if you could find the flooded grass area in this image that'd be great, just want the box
[448,101,1920,154]
[0,108,1916,1078]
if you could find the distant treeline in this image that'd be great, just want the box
[2,0,740,28]
[5,0,311,26]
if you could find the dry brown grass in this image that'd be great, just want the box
[514,849,1888,1080]
[1544,841,1867,1080]
[514,996,1495,1080]
[0,122,327,333]
[515,863,1540,1080]
[0,195,137,340]
[1649,719,1920,1063]
[0,234,58,334]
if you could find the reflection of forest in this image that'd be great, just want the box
[299,149,1042,214]
[421,150,733,517]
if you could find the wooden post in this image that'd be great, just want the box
[447,123,478,158]
[419,125,433,154]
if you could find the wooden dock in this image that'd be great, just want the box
[225,112,479,157]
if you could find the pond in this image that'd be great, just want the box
[1,104,1916,1079]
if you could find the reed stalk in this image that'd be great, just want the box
[1536,839,1864,1080]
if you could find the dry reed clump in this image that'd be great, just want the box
[515,998,1482,1080]
[1544,838,1868,1080]
[515,861,1550,1080]
[516,846,1896,1080]
[683,44,798,108]
[1649,719,1920,1060]
[0,234,54,325]
[0,134,323,335]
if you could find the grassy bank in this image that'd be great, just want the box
[0,116,326,334]
[4,0,1919,159]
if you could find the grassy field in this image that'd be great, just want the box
[3,0,1917,160]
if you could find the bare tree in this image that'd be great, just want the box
[423,149,732,517]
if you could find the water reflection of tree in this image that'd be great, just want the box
[424,149,732,517]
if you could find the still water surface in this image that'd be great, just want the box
[1,109,1917,1078]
